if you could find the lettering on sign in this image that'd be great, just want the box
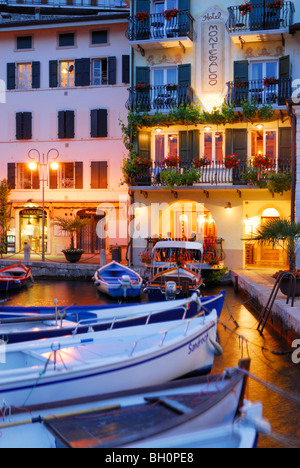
[200,8,226,95]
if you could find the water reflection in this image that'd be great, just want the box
[1,280,300,448]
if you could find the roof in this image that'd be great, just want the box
[152,241,203,252]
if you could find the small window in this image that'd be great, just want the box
[92,59,108,86]
[91,30,108,45]
[16,36,32,50]
[58,33,75,48]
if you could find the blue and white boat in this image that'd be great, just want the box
[93,261,143,298]
[0,308,219,408]
[0,291,226,344]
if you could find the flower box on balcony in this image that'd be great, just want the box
[193,157,211,168]
[266,0,284,11]
[263,77,278,87]
[224,153,240,169]
[163,155,181,167]
[134,82,151,91]
[136,11,150,23]
[163,8,180,21]
[166,83,178,91]
[239,2,253,15]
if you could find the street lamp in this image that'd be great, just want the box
[28,148,59,262]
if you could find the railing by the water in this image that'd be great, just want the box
[226,1,295,33]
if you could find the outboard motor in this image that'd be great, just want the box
[165,281,177,301]
[121,275,131,298]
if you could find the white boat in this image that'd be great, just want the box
[0,360,264,449]
[0,308,218,408]
[93,261,143,298]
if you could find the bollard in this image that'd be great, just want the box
[24,242,31,264]
[100,249,106,266]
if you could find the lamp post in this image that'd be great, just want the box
[28,148,59,262]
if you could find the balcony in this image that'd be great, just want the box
[126,160,291,188]
[0,0,128,14]
[126,10,195,50]
[226,1,295,44]
[126,84,193,112]
[226,78,292,107]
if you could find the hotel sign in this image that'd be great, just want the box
[200,7,227,99]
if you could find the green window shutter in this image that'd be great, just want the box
[278,127,292,169]
[234,61,248,81]
[178,0,190,11]
[136,0,150,13]
[179,130,199,164]
[278,55,290,105]
[233,129,247,164]
[135,66,150,85]
[138,132,151,159]
[178,64,191,87]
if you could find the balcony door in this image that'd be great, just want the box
[152,0,178,38]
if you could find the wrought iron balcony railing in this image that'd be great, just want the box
[226,1,294,34]
[226,78,292,107]
[127,160,291,187]
[126,10,195,42]
[126,84,193,112]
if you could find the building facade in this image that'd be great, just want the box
[0,3,130,259]
[125,0,298,271]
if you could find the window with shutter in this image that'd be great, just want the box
[7,163,16,190]
[58,111,75,139]
[122,55,130,84]
[91,30,108,45]
[75,58,90,87]
[91,161,108,189]
[16,112,32,140]
[32,62,40,89]
[58,33,75,48]
[91,109,108,138]
[16,36,32,50]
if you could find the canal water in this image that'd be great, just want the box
[2,279,300,449]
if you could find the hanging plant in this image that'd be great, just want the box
[224,154,240,169]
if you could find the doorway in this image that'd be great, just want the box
[20,209,47,253]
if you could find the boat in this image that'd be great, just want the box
[0,291,226,344]
[0,263,32,292]
[93,261,143,298]
[145,241,203,302]
[0,308,218,408]
[0,360,264,449]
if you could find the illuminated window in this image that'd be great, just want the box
[17,63,32,89]
[59,60,74,87]
[203,131,224,163]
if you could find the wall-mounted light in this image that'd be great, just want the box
[204,126,212,132]
[156,127,162,134]
[256,124,264,130]
[225,202,232,211]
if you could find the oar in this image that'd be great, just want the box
[0,404,121,430]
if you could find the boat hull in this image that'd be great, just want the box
[0,313,218,408]
[0,360,252,449]
[93,261,143,299]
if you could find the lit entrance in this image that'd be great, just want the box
[77,209,106,254]
[20,209,47,253]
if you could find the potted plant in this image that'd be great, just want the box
[267,0,284,11]
[246,218,300,296]
[139,250,151,266]
[134,82,151,91]
[122,155,152,185]
[193,157,211,168]
[163,8,179,21]
[163,155,181,167]
[239,2,253,15]
[166,83,178,91]
[224,153,240,169]
[136,11,150,23]
[54,216,91,263]
[263,77,277,87]
[252,154,273,169]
